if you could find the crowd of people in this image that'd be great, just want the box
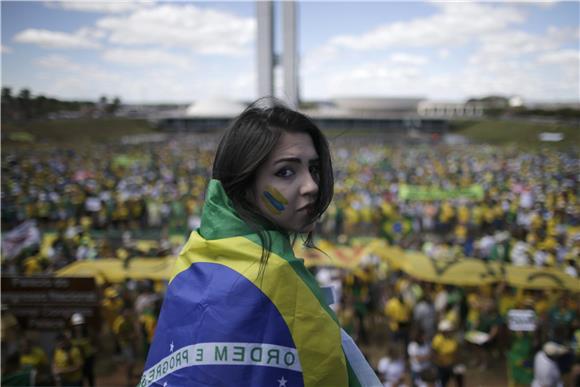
[1,131,579,385]
[2,134,579,276]
[2,266,578,386]
[3,263,578,386]
[327,139,578,274]
[320,265,579,386]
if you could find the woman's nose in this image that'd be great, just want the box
[300,170,319,196]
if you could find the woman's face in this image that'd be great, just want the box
[253,131,320,233]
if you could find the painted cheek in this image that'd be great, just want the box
[261,186,289,216]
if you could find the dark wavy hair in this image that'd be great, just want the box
[212,98,334,271]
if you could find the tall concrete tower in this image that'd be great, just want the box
[256,1,299,107]
[282,1,299,108]
[256,1,274,98]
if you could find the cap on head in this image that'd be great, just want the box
[438,319,454,332]
[543,341,567,357]
[71,313,85,326]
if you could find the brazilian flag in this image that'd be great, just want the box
[140,180,379,386]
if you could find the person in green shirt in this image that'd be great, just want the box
[2,352,35,387]
[19,337,50,385]
[507,331,535,386]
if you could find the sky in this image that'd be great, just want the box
[1,0,579,104]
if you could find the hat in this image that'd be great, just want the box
[438,320,454,332]
[543,342,567,357]
[71,313,85,326]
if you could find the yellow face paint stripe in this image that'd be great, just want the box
[171,232,349,387]
[261,186,289,216]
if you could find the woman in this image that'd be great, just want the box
[140,100,379,386]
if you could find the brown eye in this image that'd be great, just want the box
[275,167,294,178]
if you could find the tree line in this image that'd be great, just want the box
[467,95,580,119]
[1,87,121,122]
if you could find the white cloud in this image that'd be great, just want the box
[328,2,524,51]
[13,28,101,49]
[303,44,579,102]
[528,0,560,9]
[1,44,12,53]
[37,70,123,100]
[30,52,253,102]
[102,48,193,69]
[303,3,525,77]
[232,72,255,100]
[537,49,580,65]
[44,0,152,14]
[438,48,450,59]
[96,4,255,56]
[35,54,84,71]
[306,58,427,98]
[302,45,340,74]
[36,65,254,103]
[546,26,580,42]
[457,60,578,102]
[34,56,125,100]
[476,30,561,58]
[390,53,429,66]
[468,25,579,72]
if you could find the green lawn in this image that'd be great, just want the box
[2,117,578,150]
[451,118,580,148]
[2,118,156,146]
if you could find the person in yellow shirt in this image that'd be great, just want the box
[495,282,517,326]
[70,313,96,387]
[139,306,159,357]
[20,339,48,368]
[19,337,50,385]
[465,291,480,331]
[101,286,123,334]
[52,333,83,387]
[533,290,550,319]
[432,320,464,387]
[113,307,139,387]
[385,293,411,353]
[438,202,455,233]
[457,204,470,226]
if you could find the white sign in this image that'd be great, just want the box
[508,309,537,332]
[539,132,564,142]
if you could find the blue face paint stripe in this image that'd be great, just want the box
[261,196,282,215]
[263,191,285,212]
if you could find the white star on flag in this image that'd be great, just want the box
[163,382,168,387]
[170,341,174,352]
[277,376,287,387]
